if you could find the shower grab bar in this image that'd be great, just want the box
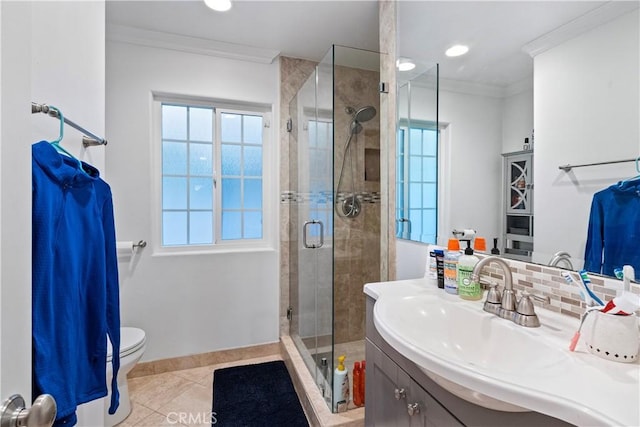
[303,220,324,249]
[32,102,107,147]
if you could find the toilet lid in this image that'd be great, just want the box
[107,327,146,360]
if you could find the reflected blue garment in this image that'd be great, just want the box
[584,180,640,276]
[32,141,120,426]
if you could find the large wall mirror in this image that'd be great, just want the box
[396,1,640,280]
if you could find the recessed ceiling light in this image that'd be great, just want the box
[445,45,469,57]
[204,0,232,12]
[396,58,416,72]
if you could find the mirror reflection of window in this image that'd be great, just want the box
[396,122,439,244]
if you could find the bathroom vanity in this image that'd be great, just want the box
[364,279,639,427]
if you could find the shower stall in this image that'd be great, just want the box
[285,45,381,412]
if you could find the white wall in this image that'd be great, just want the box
[106,40,279,361]
[534,9,639,265]
[1,0,105,399]
[502,85,533,154]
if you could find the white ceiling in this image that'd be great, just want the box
[106,0,380,62]
[106,0,638,88]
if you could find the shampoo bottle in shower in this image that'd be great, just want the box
[352,361,363,407]
[333,355,349,412]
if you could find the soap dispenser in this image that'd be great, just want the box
[458,240,481,300]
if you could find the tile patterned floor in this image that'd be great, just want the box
[118,355,282,427]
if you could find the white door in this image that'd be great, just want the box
[0,0,34,405]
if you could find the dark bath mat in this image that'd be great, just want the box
[212,360,309,426]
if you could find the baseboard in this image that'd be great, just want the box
[128,342,281,378]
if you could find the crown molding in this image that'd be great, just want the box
[522,2,640,58]
[504,75,533,98]
[107,23,280,64]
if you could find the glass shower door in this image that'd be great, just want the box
[288,63,334,406]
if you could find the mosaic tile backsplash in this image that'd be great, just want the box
[479,255,640,319]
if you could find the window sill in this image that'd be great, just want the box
[151,242,276,257]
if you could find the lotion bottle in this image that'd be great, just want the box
[333,355,349,412]
[444,239,461,294]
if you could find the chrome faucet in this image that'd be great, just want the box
[548,251,574,270]
[470,256,549,327]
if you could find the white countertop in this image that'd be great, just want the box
[365,279,640,427]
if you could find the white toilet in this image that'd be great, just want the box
[105,327,147,426]
[76,327,146,426]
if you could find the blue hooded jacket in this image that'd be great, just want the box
[584,179,640,276]
[32,141,120,426]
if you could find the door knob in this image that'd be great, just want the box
[394,387,406,400]
[0,394,56,427]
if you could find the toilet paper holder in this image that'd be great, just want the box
[452,229,476,240]
[133,240,147,249]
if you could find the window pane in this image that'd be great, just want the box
[163,211,187,245]
[423,209,437,237]
[163,177,187,209]
[409,183,421,207]
[423,157,437,182]
[190,177,213,210]
[244,179,262,209]
[221,144,241,175]
[190,143,213,175]
[243,115,262,144]
[409,128,422,155]
[423,183,437,208]
[189,107,213,142]
[397,129,405,154]
[243,211,262,239]
[243,146,262,176]
[424,130,437,156]
[409,157,421,182]
[162,141,187,175]
[308,121,317,148]
[222,178,241,209]
[409,209,421,238]
[221,113,241,143]
[221,211,241,240]
[162,105,187,140]
[189,211,213,244]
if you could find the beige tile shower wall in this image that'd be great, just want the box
[477,255,640,319]
[280,57,318,336]
[333,65,381,344]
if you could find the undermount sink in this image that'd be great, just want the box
[374,293,569,411]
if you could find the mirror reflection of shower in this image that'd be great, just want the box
[336,105,377,218]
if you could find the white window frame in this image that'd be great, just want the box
[151,93,274,255]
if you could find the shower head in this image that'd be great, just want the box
[353,106,377,123]
[348,106,377,135]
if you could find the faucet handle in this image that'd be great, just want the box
[485,282,501,304]
[513,291,543,327]
[516,291,537,316]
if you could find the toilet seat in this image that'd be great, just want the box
[107,327,146,361]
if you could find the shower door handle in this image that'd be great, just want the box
[303,220,324,249]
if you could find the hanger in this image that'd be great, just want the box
[619,155,640,186]
[47,106,85,173]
